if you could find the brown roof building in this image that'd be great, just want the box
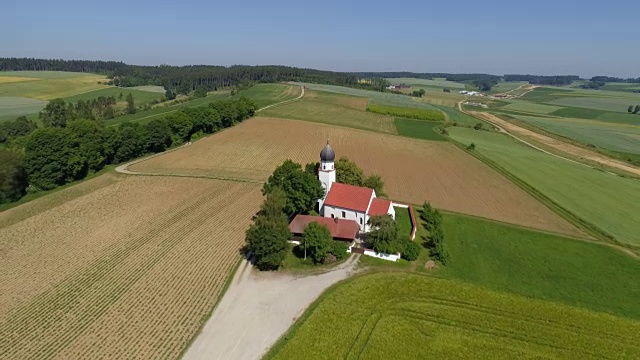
[289,214,359,241]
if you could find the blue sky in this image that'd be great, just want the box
[2,0,638,77]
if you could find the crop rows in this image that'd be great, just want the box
[0,176,262,359]
[268,273,640,359]
[130,117,583,237]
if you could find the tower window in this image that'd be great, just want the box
[342,211,346,218]
[359,218,363,225]
[331,214,334,218]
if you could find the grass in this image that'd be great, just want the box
[511,114,640,154]
[265,272,640,359]
[548,96,640,113]
[64,87,164,105]
[235,83,300,108]
[261,90,397,134]
[519,87,574,102]
[432,104,481,126]
[447,127,640,247]
[0,71,108,100]
[294,82,441,110]
[440,213,640,319]
[394,206,414,239]
[553,107,640,125]
[367,103,445,121]
[501,100,563,114]
[387,77,466,89]
[394,118,445,141]
[0,96,47,121]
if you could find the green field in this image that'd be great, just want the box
[0,71,107,100]
[447,127,640,247]
[602,83,640,93]
[511,115,640,154]
[431,104,481,126]
[520,87,574,102]
[261,90,397,134]
[266,273,640,359]
[367,103,445,121]
[549,106,640,125]
[441,213,640,318]
[548,96,640,113]
[294,82,441,110]
[394,118,445,141]
[502,100,563,114]
[64,87,165,105]
[237,83,300,108]
[0,96,47,121]
[387,77,466,89]
[130,85,166,93]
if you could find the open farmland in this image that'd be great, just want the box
[131,117,584,237]
[501,100,563,114]
[511,114,640,154]
[548,96,640,113]
[64,87,164,105]
[0,96,47,121]
[0,175,263,359]
[261,90,397,134]
[387,77,466,89]
[0,71,108,100]
[266,273,640,360]
[448,127,640,247]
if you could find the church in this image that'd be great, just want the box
[317,141,395,233]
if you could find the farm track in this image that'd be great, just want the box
[458,101,640,177]
[115,85,304,177]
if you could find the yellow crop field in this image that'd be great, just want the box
[131,117,585,238]
[0,73,108,100]
[0,76,39,84]
[0,175,263,359]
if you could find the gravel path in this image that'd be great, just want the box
[182,254,360,360]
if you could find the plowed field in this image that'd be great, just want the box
[0,175,262,359]
[131,117,584,237]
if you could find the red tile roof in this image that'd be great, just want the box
[368,198,392,216]
[289,215,359,240]
[324,183,373,213]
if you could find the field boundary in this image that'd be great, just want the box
[446,135,640,256]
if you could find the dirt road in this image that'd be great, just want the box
[459,102,640,177]
[182,254,361,360]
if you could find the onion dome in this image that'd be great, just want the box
[320,140,335,162]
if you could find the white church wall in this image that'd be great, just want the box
[323,205,367,232]
[363,249,401,262]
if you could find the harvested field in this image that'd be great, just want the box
[0,175,263,359]
[131,117,585,237]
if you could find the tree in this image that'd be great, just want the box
[40,98,72,127]
[0,149,28,203]
[145,119,173,152]
[467,143,476,150]
[474,122,483,130]
[263,160,324,215]
[165,89,176,100]
[126,92,136,114]
[335,157,365,186]
[245,210,291,270]
[301,222,332,263]
[24,127,72,189]
[634,105,640,114]
[367,215,401,254]
[304,162,320,176]
[363,175,386,197]
[419,88,426,97]
[118,92,124,100]
[165,111,193,142]
[114,122,148,162]
[259,187,288,218]
[66,120,107,175]
[629,105,634,113]
[401,239,421,261]
[194,85,209,98]
[0,116,37,143]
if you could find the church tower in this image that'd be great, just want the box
[318,140,336,210]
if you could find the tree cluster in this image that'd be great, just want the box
[366,214,419,260]
[421,202,448,264]
[300,222,348,264]
[333,157,386,197]
[245,188,291,270]
[354,78,390,92]
[411,89,426,97]
[591,76,640,83]
[263,160,324,215]
[472,79,498,91]
[579,81,606,89]
[503,75,580,85]
[0,98,255,202]
[627,105,640,114]
[0,57,126,73]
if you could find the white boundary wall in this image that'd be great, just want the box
[363,249,401,262]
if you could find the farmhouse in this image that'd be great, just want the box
[317,142,395,232]
[289,215,359,242]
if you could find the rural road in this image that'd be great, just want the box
[182,254,361,360]
[458,101,640,177]
[115,85,304,176]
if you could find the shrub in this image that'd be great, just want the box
[331,241,349,261]
[467,143,476,150]
[474,122,483,130]
[401,240,421,261]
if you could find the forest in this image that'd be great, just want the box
[0,97,256,204]
[502,74,580,85]
[0,58,359,95]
